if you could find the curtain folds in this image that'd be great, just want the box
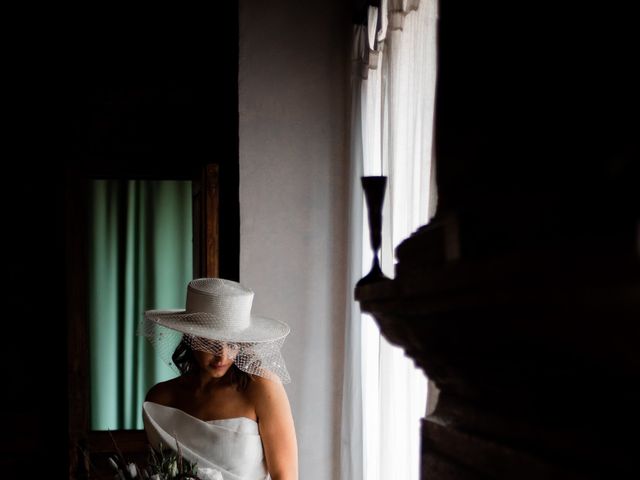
[89,179,193,430]
[353,0,426,78]
[342,1,438,479]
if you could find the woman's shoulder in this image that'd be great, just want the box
[246,376,295,444]
[246,375,288,408]
[145,376,182,405]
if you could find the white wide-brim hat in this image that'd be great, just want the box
[144,278,290,343]
[141,278,291,383]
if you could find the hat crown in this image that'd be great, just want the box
[185,278,253,331]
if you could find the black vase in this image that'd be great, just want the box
[357,176,390,286]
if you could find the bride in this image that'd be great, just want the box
[140,278,298,480]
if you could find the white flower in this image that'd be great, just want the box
[126,463,138,478]
[198,467,223,480]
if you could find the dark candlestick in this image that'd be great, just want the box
[357,176,390,286]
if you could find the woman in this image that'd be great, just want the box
[140,278,298,480]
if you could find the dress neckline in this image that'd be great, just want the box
[143,400,258,425]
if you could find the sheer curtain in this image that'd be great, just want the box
[342,1,438,479]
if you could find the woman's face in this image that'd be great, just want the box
[193,340,240,379]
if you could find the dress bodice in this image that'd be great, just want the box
[143,401,269,480]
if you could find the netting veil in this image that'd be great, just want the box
[140,278,291,384]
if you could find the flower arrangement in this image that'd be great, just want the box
[104,431,215,480]
[108,442,200,479]
[78,431,222,480]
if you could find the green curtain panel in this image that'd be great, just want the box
[89,179,193,430]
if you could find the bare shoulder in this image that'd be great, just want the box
[247,375,287,401]
[246,376,292,418]
[145,377,181,405]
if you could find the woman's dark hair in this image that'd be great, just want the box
[171,338,251,391]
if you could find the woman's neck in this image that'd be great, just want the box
[190,370,232,393]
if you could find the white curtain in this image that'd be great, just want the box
[342,1,438,479]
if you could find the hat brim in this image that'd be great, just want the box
[144,309,290,343]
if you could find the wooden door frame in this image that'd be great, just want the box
[66,163,219,479]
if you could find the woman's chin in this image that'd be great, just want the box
[206,364,232,377]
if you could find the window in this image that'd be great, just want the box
[343,1,438,479]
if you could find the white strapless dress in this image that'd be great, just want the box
[142,401,269,480]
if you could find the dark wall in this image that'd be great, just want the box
[423,2,639,477]
[3,8,238,476]
[434,2,638,250]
